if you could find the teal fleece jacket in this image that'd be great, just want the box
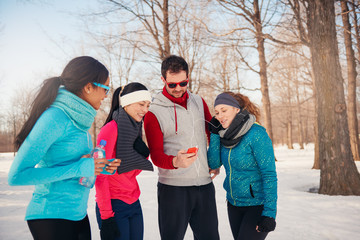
[8,88,96,221]
[207,123,277,219]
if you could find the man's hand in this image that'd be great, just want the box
[172,150,197,168]
[209,168,220,180]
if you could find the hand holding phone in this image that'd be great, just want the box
[101,158,117,175]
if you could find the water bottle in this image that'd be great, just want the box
[79,140,107,188]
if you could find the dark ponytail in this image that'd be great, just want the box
[14,78,62,149]
[103,82,148,126]
[103,86,122,126]
[15,56,109,150]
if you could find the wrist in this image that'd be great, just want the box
[172,157,178,169]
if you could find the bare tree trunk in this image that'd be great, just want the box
[307,0,360,195]
[312,104,320,170]
[309,66,320,169]
[295,79,304,149]
[352,0,360,59]
[286,76,294,149]
[253,0,274,142]
[162,0,170,58]
[287,121,293,149]
[92,120,97,147]
[13,117,16,156]
[341,0,360,161]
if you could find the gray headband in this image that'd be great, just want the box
[214,93,241,109]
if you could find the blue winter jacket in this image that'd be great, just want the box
[8,88,96,221]
[207,123,277,219]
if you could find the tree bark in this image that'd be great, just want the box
[295,78,304,149]
[341,0,360,161]
[352,0,360,60]
[162,0,171,59]
[253,0,274,142]
[92,119,97,147]
[307,0,360,195]
[311,67,320,169]
[287,75,294,149]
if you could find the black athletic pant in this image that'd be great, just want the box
[227,202,268,240]
[27,215,91,240]
[157,182,220,240]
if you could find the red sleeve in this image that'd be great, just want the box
[144,111,176,169]
[202,98,212,144]
[95,121,117,220]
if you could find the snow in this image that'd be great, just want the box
[1,145,360,240]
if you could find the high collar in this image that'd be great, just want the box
[162,86,189,109]
[51,87,97,131]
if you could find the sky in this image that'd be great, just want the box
[0,0,95,110]
[0,0,263,113]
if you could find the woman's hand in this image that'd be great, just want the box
[94,158,107,175]
[209,168,220,180]
[256,216,276,232]
[94,158,121,175]
[104,159,121,174]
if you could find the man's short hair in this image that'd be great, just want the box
[161,55,189,79]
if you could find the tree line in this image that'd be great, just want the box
[1,0,359,195]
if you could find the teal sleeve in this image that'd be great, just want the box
[8,111,94,186]
[207,133,222,169]
[251,127,278,219]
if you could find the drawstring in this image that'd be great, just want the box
[174,103,178,134]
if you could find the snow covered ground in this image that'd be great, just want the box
[1,144,360,240]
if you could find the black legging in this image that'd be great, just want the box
[27,215,91,240]
[227,202,268,240]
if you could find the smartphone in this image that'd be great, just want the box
[186,147,198,154]
[101,158,116,175]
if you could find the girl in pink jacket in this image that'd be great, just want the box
[95,82,153,240]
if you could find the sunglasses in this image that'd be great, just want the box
[165,79,189,89]
[93,82,110,95]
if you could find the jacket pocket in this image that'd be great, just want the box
[249,184,255,198]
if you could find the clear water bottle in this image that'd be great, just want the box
[79,140,107,188]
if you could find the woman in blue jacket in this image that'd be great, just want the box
[8,56,120,240]
[207,92,277,240]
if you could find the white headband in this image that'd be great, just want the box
[120,90,152,107]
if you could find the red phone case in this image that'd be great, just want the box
[187,147,198,154]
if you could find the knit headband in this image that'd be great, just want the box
[120,90,152,107]
[214,93,241,109]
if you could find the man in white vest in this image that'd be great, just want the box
[144,55,220,240]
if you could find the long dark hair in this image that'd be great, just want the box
[15,56,109,149]
[103,82,148,126]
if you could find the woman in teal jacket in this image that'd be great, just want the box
[207,92,277,240]
[8,56,120,240]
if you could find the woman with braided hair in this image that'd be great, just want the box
[207,92,278,240]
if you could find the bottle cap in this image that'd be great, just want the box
[99,140,107,146]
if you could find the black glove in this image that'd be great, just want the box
[100,217,120,240]
[257,216,276,232]
[133,137,150,158]
[208,116,223,134]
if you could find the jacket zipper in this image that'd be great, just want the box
[228,148,235,204]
